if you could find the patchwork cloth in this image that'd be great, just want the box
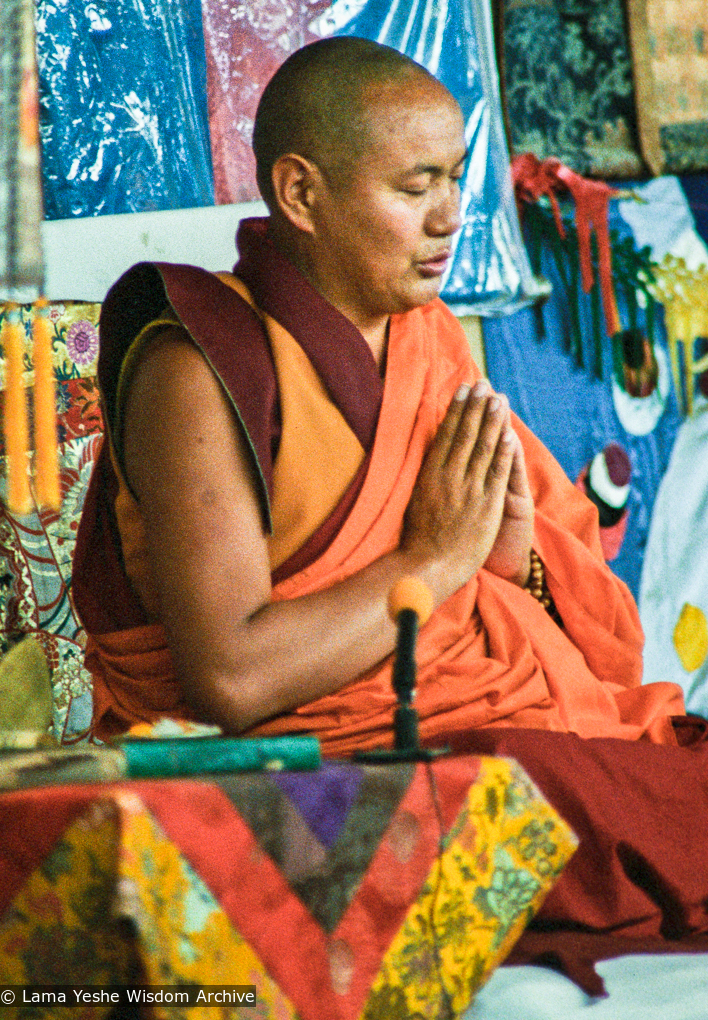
[0,755,577,1019]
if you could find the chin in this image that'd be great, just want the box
[405,280,444,310]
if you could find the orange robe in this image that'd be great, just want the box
[254,301,684,753]
[74,220,685,748]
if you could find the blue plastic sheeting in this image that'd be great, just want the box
[37,0,214,219]
[323,0,541,314]
[482,205,683,599]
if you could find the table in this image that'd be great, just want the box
[0,753,576,1019]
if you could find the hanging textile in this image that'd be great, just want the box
[202,0,332,205]
[512,153,667,406]
[1,0,60,516]
[498,0,645,179]
[0,0,44,302]
[627,0,708,176]
[36,0,538,317]
[37,0,214,219]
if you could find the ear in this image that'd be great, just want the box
[270,154,323,234]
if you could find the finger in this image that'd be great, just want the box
[506,430,533,499]
[423,382,474,473]
[462,390,508,481]
[485,426,516,492]
[444,381,495,477]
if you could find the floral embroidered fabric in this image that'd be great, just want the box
[0,757,577,1019]
[0,300,103,740]
[500,0,645,179]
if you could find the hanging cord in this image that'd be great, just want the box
[512,153,622,350]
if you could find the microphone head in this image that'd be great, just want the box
[388,577,434,626]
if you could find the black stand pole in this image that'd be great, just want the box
[354,608,449,764]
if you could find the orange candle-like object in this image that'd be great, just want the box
[32,298,60,510]
[1,305,32,515]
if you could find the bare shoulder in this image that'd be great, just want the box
[122,326,261,522]
[123,326,221,428]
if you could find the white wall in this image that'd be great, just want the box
[41,201,267,304]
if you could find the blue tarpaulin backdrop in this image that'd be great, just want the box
[37,0,214,219]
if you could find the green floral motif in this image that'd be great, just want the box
[661,122,708,174]
[484,784,499,822]
[503,763,543,818]
[362,982,428,1020]
[364,758,577,1018]
[473,848,541,950]
[0,296,102,738]
[20,924,126,989]
[38,836,75,883]
[517,818,558,862]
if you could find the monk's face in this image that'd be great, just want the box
[310,77,466,334]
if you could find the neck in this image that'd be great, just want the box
[360,318,390,373]
[266,217,390,370]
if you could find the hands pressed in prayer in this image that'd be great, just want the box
[403,379,534,597]
[483,424,535,587]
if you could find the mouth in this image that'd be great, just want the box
[416,251,451,277]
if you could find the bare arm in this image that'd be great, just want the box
[123,333,516,732]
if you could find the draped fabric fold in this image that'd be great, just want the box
[73,219,684,745]
[253,317,682,754]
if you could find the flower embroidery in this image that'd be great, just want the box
[65,320,99,367]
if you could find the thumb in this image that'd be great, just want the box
[507,431,532,499]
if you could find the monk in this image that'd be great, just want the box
[72,36,686,752]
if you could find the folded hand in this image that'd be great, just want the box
[402,379,518,601]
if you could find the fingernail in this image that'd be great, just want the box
[472,380,489,397]
[501,428,514,444]
[454,383,471,401]
[488,396,501,413]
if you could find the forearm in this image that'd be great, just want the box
[169,545,454,733]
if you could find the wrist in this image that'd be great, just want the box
[511,550,532,588]
[396,546,479,609]
[485,549,532,587]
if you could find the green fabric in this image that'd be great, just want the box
[121,735,322,777]
[0,636,52,734]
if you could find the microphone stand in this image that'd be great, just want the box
[354,584,450,764]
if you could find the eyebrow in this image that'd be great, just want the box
[404,150,469,177]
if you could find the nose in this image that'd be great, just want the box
[426,181,462,236]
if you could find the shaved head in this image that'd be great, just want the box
[252,36,441,208]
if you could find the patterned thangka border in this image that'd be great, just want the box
[627,0,708,174]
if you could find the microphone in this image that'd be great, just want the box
[354,578,449,763]
[388,578,434,751]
